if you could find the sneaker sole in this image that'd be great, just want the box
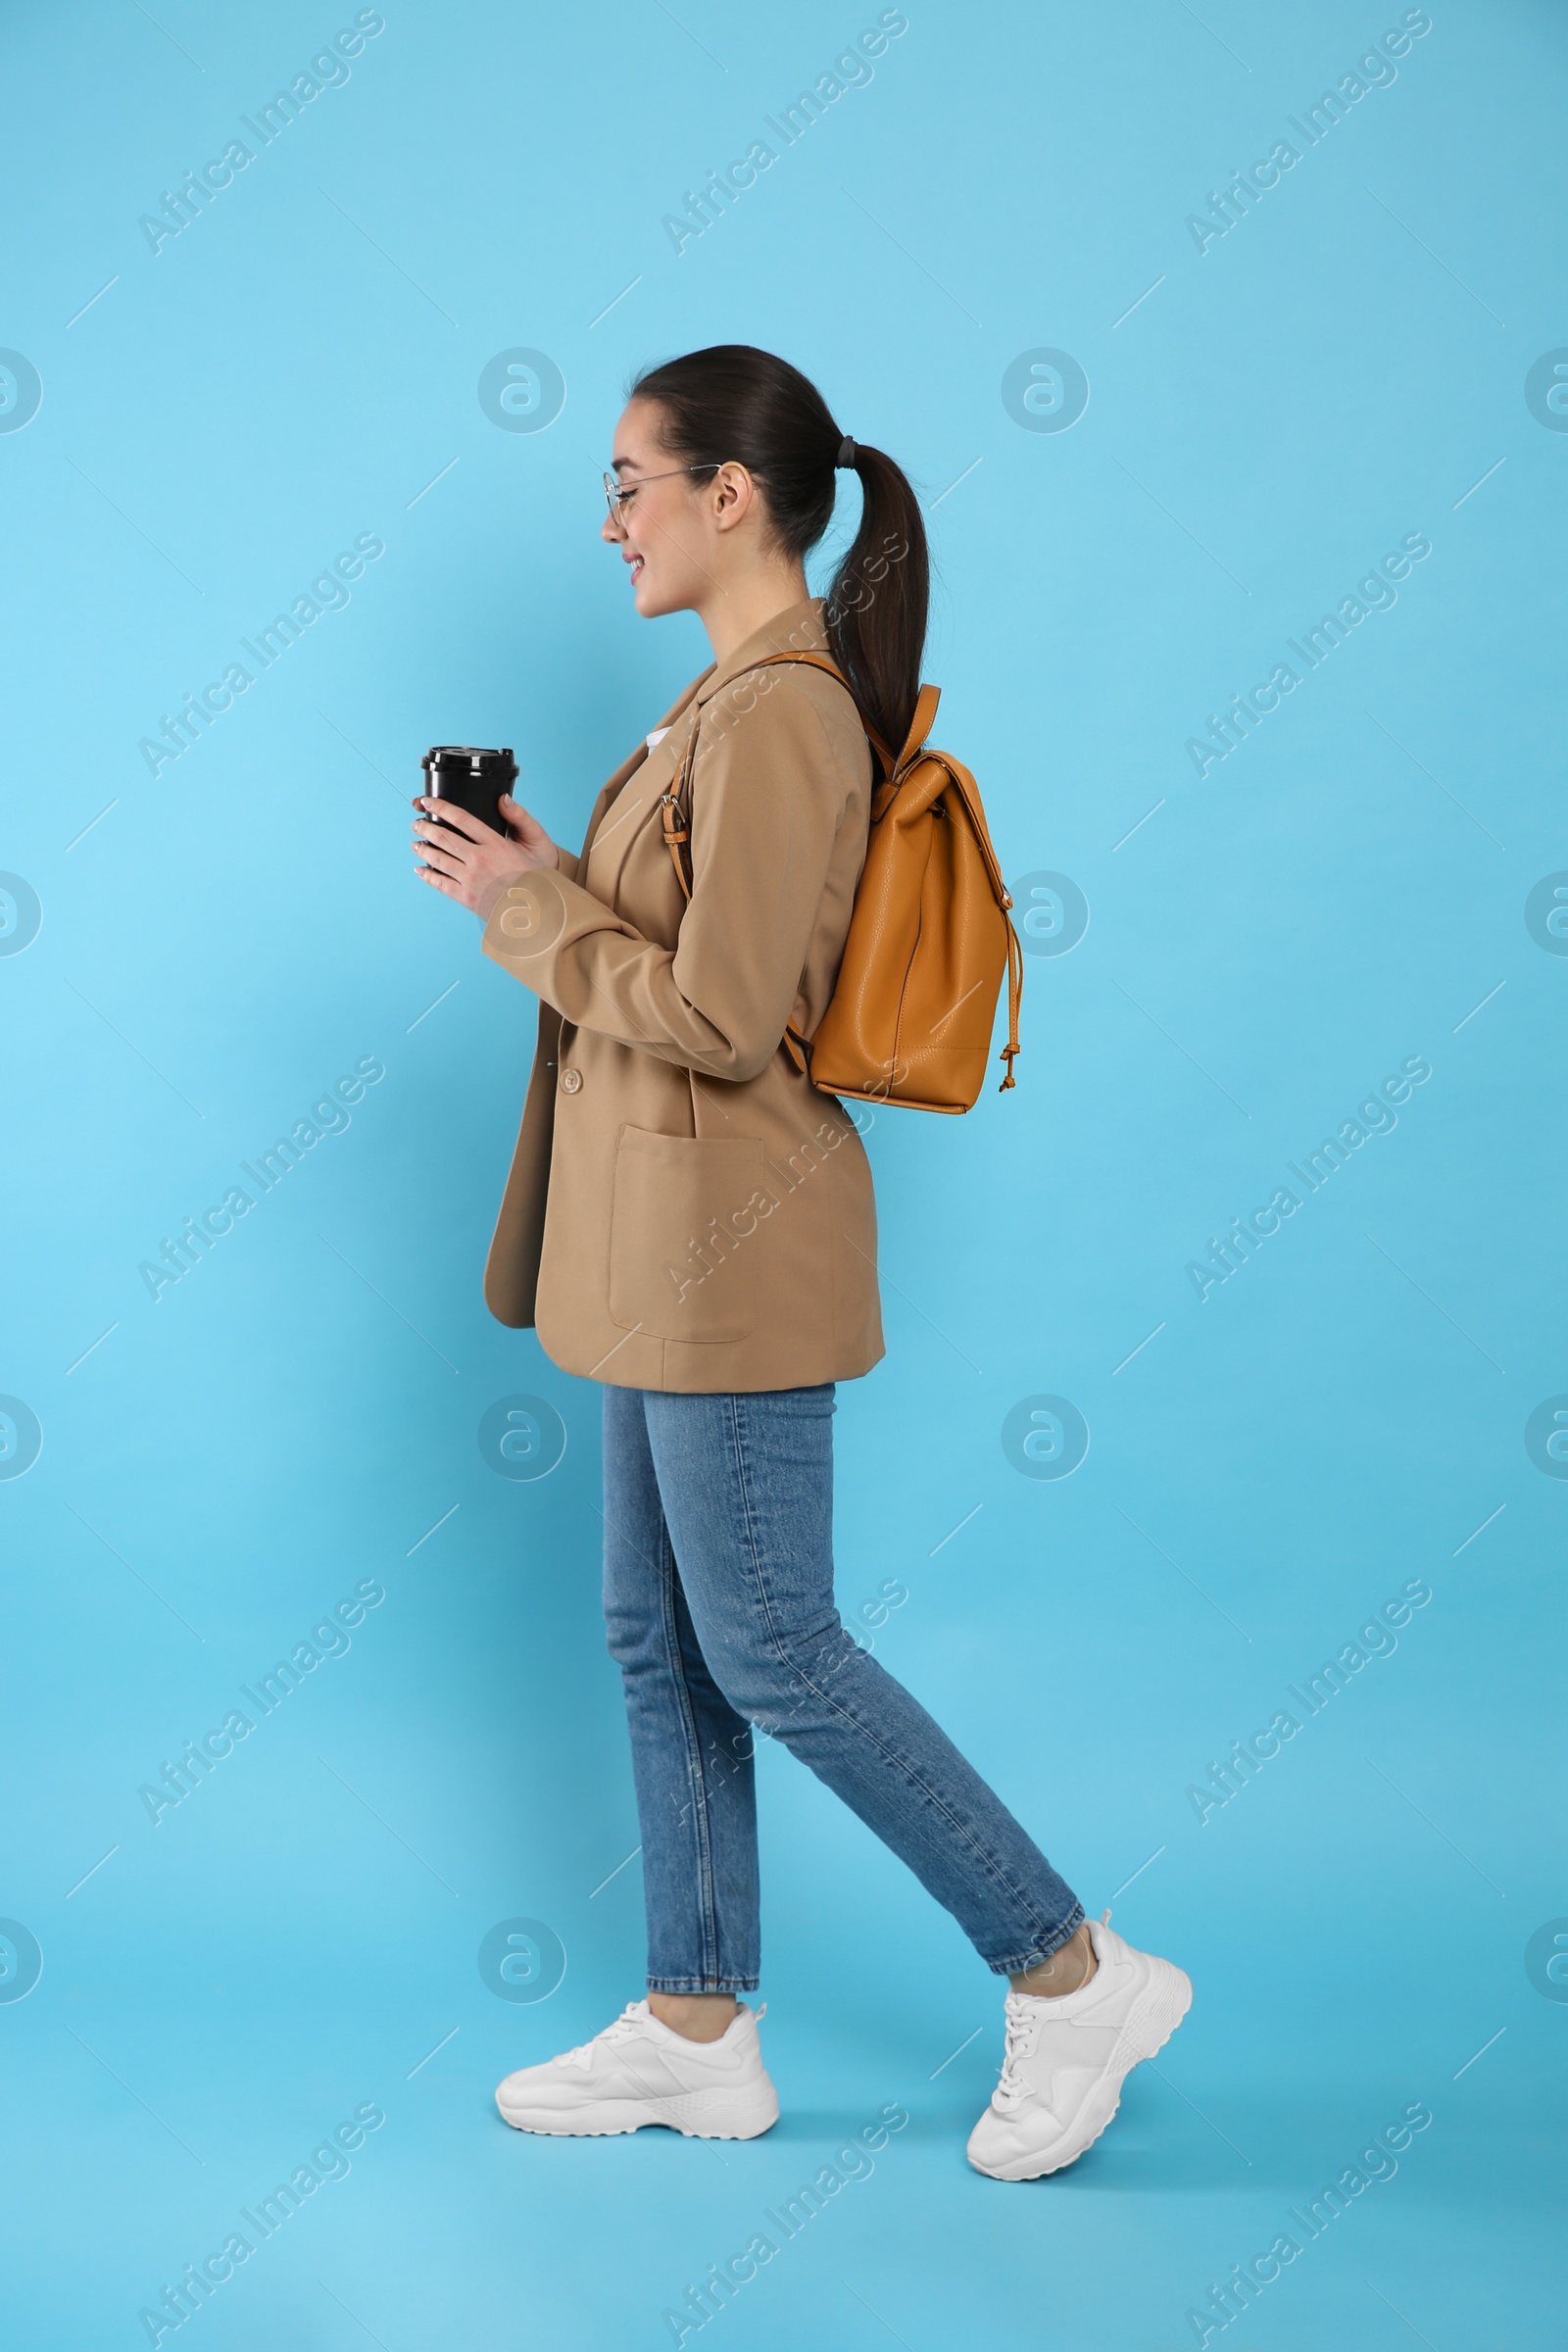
[497,2083,780,2140]
[969,1957,1194,2181]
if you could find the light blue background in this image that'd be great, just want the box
[2,1,1564,2344]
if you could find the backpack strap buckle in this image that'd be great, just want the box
[659,790,692,902]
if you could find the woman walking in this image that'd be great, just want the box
[411,345,1190,2180]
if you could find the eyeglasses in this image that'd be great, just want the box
[602,464,721,523]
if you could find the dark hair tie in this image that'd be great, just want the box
[836,434,858,469]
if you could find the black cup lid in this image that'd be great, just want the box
[421,745,517,777]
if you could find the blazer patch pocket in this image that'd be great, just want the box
[609,1127,769,1345]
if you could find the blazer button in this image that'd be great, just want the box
[560,1067,582,1095]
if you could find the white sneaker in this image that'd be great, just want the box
[966,1916,1192,2180]
[495,1999,779,2139]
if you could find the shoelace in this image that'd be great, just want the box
[559,2002,649,2070]
[994,1998,1045,2108]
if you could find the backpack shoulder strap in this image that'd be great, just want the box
[658,649,894,902]
[746,651,896,776]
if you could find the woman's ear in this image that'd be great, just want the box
[711,462,758,534]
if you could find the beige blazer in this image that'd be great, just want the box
[479,597,885,1394]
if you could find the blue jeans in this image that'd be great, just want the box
[602,1382,1084,1993]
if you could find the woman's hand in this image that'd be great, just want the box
[412,793,560,920]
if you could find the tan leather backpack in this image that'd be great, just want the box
[661,652,1021,1112]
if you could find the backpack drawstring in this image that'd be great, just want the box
[999,909,1022,1091]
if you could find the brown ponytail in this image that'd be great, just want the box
[630,344,929,758]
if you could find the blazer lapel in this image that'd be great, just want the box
[575,744,646,871]
[581,671,707,904]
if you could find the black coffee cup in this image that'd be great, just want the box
[420,746,518,837]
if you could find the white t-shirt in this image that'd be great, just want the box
[646,728,669,750]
